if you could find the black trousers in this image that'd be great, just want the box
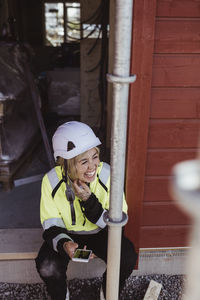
[35,228,138,300]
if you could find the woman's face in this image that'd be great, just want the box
[75,148,100,183]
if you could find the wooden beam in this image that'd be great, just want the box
[0,252,37,261]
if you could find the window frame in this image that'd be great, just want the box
[43,0,81,46]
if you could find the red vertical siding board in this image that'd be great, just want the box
[125,0,157,250]
[127,0,200,249]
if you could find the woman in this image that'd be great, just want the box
[35,121,137,300]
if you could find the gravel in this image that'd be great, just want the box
[0,274,185,299]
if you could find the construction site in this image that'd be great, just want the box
[1,0,200,299]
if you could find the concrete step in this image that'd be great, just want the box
[0,228,43,260]
[0,228,43,283]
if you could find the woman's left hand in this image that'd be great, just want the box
[63,241,79,259]
[73,180,91,201]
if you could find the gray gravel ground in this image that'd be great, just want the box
[0,274,185,300]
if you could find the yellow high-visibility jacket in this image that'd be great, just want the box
[40,162,128,254]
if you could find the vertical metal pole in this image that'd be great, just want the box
[105,0,136,299]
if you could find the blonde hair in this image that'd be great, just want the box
[57,147,100,181]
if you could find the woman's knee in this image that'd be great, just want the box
[36,256,65,280]
[35,243,69,281]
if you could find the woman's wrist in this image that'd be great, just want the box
[81,190,91,201]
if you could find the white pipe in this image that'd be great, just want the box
[105,0,135,299]
[106,226,123,299]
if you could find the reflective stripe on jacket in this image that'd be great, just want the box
[40,162,128,251]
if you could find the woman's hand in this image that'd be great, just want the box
[63,242,95,260]
[63,241,78,259]
[73,180,91,201]
[82,245,95,260]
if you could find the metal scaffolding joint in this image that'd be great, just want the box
[103,211,128,227]
[106,73,136,84]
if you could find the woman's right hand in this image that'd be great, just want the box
[63,241,78,259]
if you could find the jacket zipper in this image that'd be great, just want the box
[69,200,76,225]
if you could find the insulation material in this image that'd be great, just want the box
[47,68,80,116]
[0,42,27,102]
[0,42,38,164]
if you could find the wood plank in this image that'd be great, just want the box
[143,280,162,300]
[157,0,200,18]
[155,19,200,53]
[151,88,200,119]
[148,120,200,148]
[152,55,200,87]
[0,252,37,261]
[141,202,191,226]
[125,0,157,250]
[144,177,172,202]
[146,149,196,176]
[140,225,191,248]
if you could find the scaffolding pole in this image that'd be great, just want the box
[105,0,136,299]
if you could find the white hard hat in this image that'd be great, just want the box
[52,121,101,160]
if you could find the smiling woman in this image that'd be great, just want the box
[35,121,137,300]
[74,148,100,182]
[60,147,100,182]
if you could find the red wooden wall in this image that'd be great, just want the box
[126,0,200,249]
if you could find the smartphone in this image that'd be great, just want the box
[72,249,92,263]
